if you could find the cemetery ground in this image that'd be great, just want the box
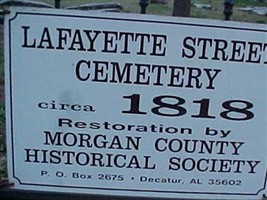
[0,0,266,195]
[39,0,267,23]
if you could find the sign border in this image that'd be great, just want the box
[6,8,267,197]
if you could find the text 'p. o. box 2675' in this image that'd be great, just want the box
[4,6,267,200]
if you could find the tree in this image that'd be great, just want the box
[172,0,191,17]
[55,0,61,8]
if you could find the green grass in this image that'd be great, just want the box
[235,0,267,6]
[0,117,6,178]
[0,22,5,183]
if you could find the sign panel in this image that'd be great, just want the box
[5,7,267,199]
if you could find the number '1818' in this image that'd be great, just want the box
[122,94,254,121]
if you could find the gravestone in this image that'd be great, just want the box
[65,3,122,12]
[172,0,191,16]
[151,0,167,4]
[0,0,53,8]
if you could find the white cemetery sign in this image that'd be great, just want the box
[4,6,267,200]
